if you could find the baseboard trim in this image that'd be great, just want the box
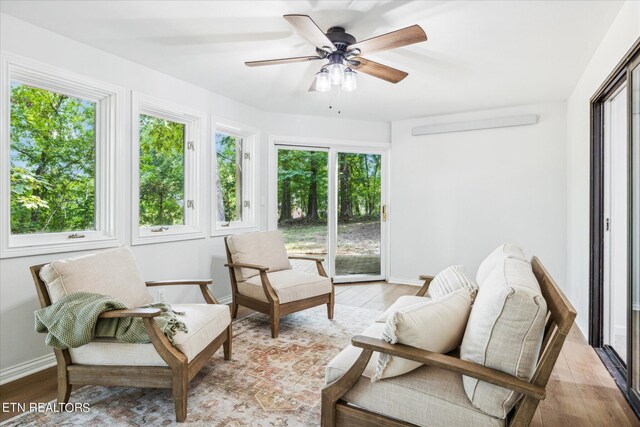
[388,276,423,287]
[0,353,56,386]
[218,295,232,305]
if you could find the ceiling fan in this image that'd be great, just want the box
[245,15,427,92]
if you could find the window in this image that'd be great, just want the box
[139,114,185,227]
[213,123,257,234]
[131,93,205,244]
[1,54,121,258]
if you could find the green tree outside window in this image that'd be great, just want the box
[10,82,96,235]
[139,114,185,227]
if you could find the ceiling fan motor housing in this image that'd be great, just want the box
[316,27,356,56]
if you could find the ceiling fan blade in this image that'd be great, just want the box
[284,14,336,51]
[245,55,322,67]
[349,25,427,56]
[350,58,408,83]
[308,78,317,92]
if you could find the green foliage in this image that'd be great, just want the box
[276,150,381,225]
[277,150,328,223]
[139,114,185,226]
[338,153,381,222]
[215,133,242,222]
[10,83,96,234]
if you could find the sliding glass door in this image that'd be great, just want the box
[334,152,383,281]
[630,57,640,408]
[273,144,387,282]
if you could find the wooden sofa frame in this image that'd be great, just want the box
[30,264,232,423]
[224,237,335,338]
[321,256,576,427]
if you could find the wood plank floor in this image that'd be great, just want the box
[1,282,638,426]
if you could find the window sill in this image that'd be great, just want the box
[1,236,121,259]
[211,223,258,237]
[132,227,206,246]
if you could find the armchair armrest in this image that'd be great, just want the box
[351,335,545,400]
[145,279,212,286]
[288,255,328,278]
[225,262,269,272]
[97,309,188,368]
[145,279,219,304]
[416,275,435,297]
[98,308,161,319]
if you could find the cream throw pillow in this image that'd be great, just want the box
[372,288,473,382]
[428,265,478,300]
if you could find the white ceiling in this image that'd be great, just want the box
[0,0,624,121]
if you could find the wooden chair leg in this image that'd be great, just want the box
[57,364,71,404]
[172,366,188,422]
[327,288,335,320]
[223,324,232,360]
[231,297,238,319]
[270,303,280,338]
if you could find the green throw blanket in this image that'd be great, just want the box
[35,292,188,349]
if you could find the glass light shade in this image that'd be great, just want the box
[342,69,357,92]
[327,63,344,85]
[315,70,331,92]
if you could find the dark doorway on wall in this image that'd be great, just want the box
[589,37,640,417]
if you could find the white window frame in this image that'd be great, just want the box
[0,53,123,258]
[131,92,206,245]
[212,120,258,236]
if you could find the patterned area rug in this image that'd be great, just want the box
[4,304,380,426]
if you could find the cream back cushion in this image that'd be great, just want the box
[461,257,547,419]
[475,243,526,286]
[226,230,292,281]
[40,247,153,308]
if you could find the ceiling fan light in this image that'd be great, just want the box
[315,69,331,92]
[342,69,357,92]
[327,63,345,85]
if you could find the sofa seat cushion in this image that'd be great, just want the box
[226,230,292,281]
[326,335,505,427]
[461,257,547,419]
[475,243,527,286]
[39,247,153,308]
[375,295,430,323]
[69,303,230,366]
[238,270,331,304]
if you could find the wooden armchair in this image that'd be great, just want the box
[31,247,232,422]
[224,230,334,338]
[322,257,576,427]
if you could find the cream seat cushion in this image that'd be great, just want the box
[238,270,331,303]
[39,247,153,308]
[226,230,292,281]
[69,303,231,366]
[475,243,527,286]
[375,295,430,323]
[461,257,547,419]
[326,336,504,427]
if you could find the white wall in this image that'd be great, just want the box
[389,103,567,291]
[566,1,640,335]
[0,14,389,378]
